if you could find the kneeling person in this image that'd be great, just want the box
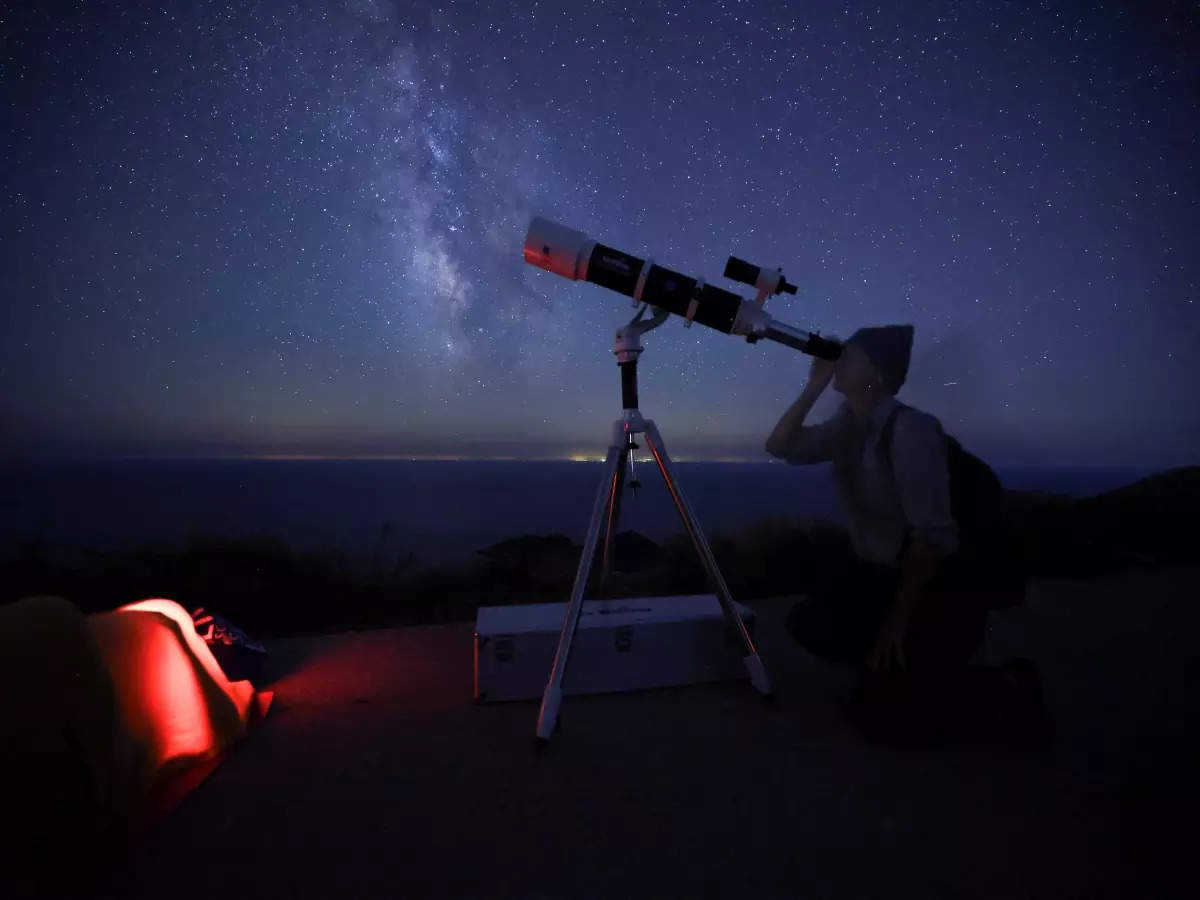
[766,324,1050,748]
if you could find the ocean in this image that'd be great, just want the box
[0,459,1159,573]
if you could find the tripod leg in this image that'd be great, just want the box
[536,440,625,742]
[598,438,630,594]
[641,421,773,697]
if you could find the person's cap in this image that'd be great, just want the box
[845,325,914,395]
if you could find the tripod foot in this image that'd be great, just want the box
[743,653,772,696]
[536,684,564,741]
[532,714,562,753]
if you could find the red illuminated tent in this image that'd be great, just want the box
[0,595,272,894]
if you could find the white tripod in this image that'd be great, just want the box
[535,303,773,744]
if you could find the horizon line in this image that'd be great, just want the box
[1,453,765,464]
[0,453,1189,470]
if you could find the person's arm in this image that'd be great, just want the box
[892,537,948,619]
[765,346,842,464]
[765,392,851,465]
[867,411,959,671]
[889,411,959,561]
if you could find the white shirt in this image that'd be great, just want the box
[773,395,960,567]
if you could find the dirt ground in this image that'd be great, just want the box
[89,564,1197,899]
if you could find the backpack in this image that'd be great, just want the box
[879,403,1028,607]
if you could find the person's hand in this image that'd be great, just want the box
[805,334,839,391]
[866,608,908,673]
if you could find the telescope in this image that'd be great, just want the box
[519,217,799,745]
[522,217,843,360]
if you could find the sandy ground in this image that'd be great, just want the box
[90,565,1197,899]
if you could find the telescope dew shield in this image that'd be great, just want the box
[522,218,596,281]
[524,217,743,333]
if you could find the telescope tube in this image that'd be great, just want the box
[523,217,842,360]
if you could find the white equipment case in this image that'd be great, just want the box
[473,594,758,703]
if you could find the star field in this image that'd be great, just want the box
[2,1,1197,465]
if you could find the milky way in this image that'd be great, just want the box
[3,1,1197,465]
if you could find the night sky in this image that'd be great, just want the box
[3,1,1197,467]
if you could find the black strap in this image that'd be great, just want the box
[877,403,908,566]
[878,402,905,488]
